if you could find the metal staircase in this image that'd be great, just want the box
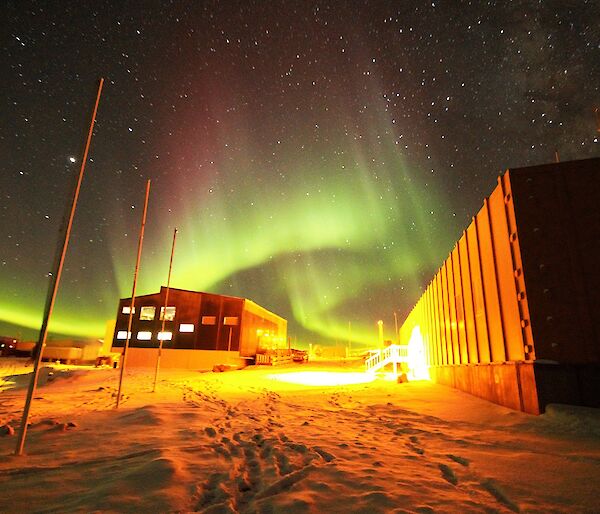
[365,344,409,374]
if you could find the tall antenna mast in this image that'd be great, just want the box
[152,227,178,392]
[15,78,104,456]
[116,179,151,408]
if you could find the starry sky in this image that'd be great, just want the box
[1,1,599,347]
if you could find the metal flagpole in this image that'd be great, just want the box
[152,227,178,392]
[116,179,151,408]
[15,78,104,456]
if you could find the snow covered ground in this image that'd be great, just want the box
[0,357,599,513]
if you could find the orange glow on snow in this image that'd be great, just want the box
[267,371,376,387]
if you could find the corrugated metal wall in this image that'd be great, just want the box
[399,158,600,413]
[400,171,531,369]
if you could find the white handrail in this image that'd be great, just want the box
[365,344,409,373]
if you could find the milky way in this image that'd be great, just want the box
[1,2,599,346]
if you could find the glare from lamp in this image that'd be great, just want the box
[267,371,376,387]
[408,326,429,380]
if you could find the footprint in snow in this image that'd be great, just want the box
[313,446,335,462]
[438,463,458,485]
[406,442,425,455]
[447,454,470,467]
[481,478,521,513]
[275,451,292,475]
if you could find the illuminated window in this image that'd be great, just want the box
[137,331,152,340]
[160,306,176,321]
[139,306,156,320]
[179,323,194,332]
[116,331,131,339]
[224,316,238,326]
[201,316,216,325]
[157,331,173,341]
[122,306,135,314]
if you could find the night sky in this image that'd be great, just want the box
[2,1,599,347]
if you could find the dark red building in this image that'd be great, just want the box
[111,287,287,369]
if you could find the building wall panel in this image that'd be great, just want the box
[476,202,506,363]
[113,290,203,350]
[196,294,220,350]
[112,347,248,370]
[466,222,491,364]
[510,160,600,364]
[451,247,469,364]
[432,280,443,366]
[500,172,535,361]
[446,256,460,364]
[420,291,429,365]
[441,263,455,364]
[426,287,437,366]
[562,165,600,363]
[424,293,433,366]
[434,274,447,365]
[458,234,478,363]
[168,289,203,349]
[240,299,287,357]
[488,183,525,361]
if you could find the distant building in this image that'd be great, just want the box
[111,287,287,369]
[0,336,18,356]
[399,158,600,414]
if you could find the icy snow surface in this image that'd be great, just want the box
[0,358,599,513]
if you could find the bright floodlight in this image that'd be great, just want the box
[408,326,429,380]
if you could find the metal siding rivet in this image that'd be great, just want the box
[521,319,529,328]
[514,268,522,277]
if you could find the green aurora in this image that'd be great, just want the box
[1,128,453,346]
[3,2,599,348]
